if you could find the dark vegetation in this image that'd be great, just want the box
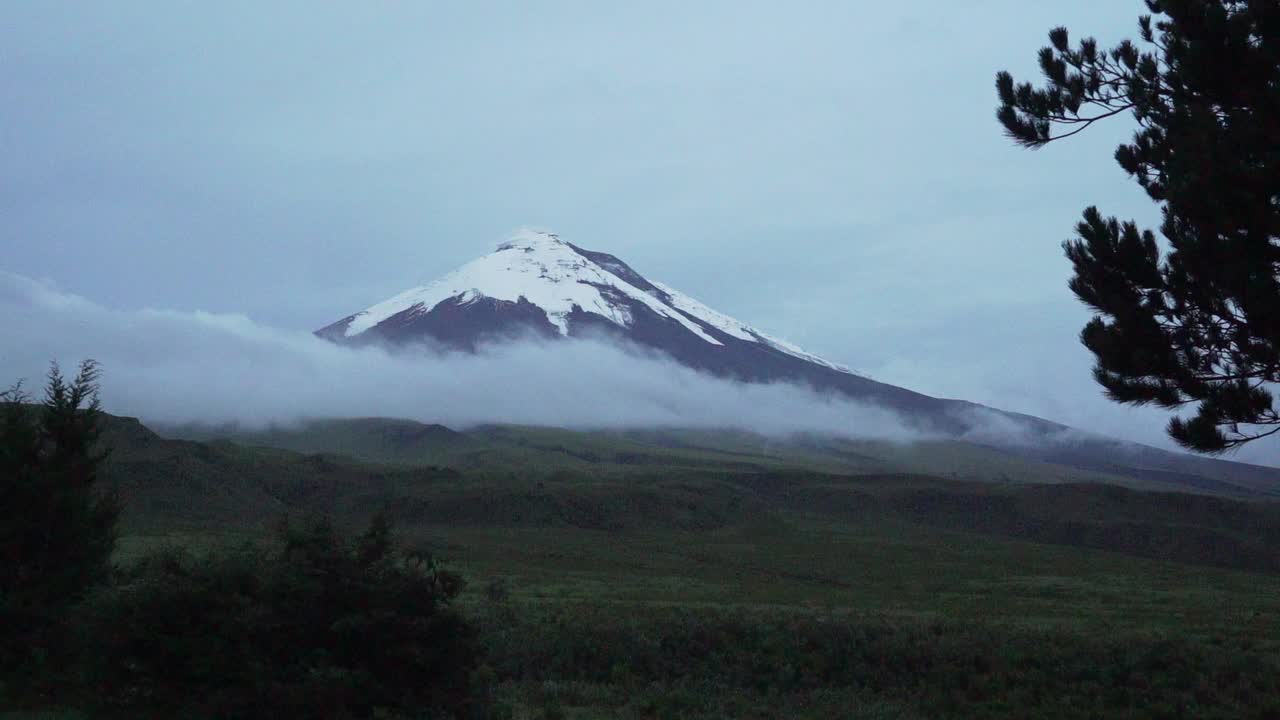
[786,474,1280,573]
[475,604,1280,720]
[5,371,1280,718]
[78,516,477,719]
[1,366,481,719]
[997,0,1280,452]
[1,362,117,690]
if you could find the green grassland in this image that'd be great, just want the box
[78,414,1280,718]
[427,512,1279,718]
[111,509,1280,718]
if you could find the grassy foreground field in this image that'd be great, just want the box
[110,511,1280,719]
[12,415,1277,718]
[424,519,1279,719]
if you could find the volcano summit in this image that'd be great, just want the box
[319,229,847,369]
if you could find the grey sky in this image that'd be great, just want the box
[7,3,1248,460]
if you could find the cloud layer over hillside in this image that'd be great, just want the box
[1,272,926,439]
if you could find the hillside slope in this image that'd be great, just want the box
[113,413,1280,575]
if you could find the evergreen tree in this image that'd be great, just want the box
[0,360,118,677]
[996,1,1280,452]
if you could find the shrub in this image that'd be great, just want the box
[78,515,480,719]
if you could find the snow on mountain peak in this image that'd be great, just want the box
[335,230,855,375]
[495,228,565,251]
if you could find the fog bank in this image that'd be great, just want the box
[1,271,929,440]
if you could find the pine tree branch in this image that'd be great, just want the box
[1041,104,1137,142]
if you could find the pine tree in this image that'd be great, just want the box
[1,360,118,678]
[996,1,1280,452]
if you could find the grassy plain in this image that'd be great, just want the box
[111,506,1280,718]
[25,416,1277,718]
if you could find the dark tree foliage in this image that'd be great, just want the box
[0,360,117,677]
[996,1,1280,452]
[80,514,480,719]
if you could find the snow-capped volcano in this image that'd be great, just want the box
[319,229,851,374]
[318,228,1015,435]
[315,230,1280,498]
[317,230,1004,431]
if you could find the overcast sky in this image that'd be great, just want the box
[7,3,1256,460]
